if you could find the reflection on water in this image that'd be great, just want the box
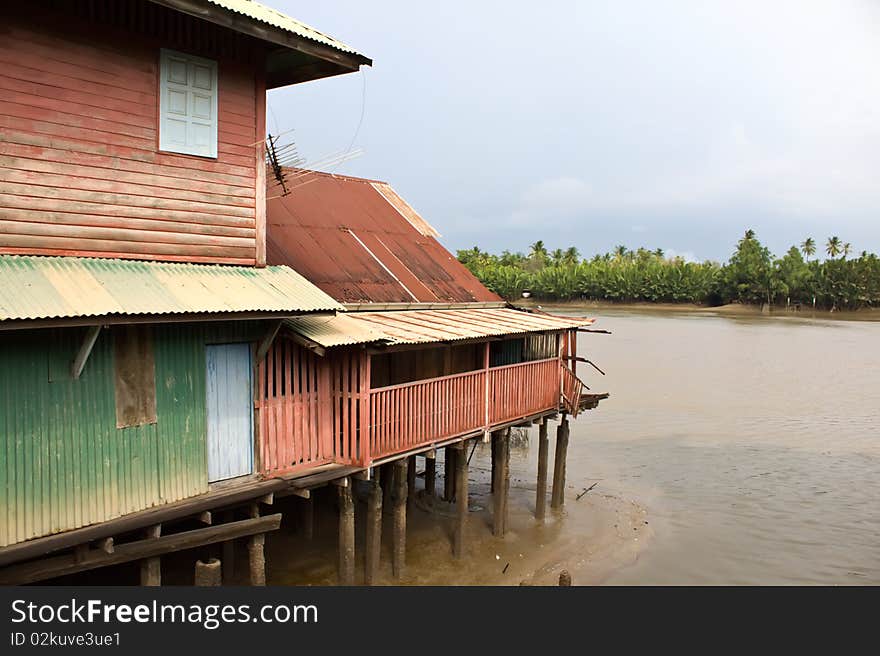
[563,308,880,584]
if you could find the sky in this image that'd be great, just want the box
[268,0,880,262]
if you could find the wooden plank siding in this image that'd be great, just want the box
[0,3,264,265]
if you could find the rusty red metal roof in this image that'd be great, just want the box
[266,170,501,304]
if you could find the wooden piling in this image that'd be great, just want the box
[194,558,221,586]
[139,525,161,586]
[559,570,572,586]
[337,481,355,585]
[551,417,570,509]
[424,453,436,497]
[492,430,510,537]
[301,495,315,541]
[453,442,469,559]
[248,534,266,586]
[536,418,549,521]
[443,447,456,502]
[490,435,497,493]
[391,459,408,580]
[221,512,235,584]
[364,479,382,586]
[407,456,417,510]
[382,463,394,509]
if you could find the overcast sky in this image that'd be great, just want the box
[268,0,880,262]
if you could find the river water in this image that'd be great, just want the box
[564,307,880,584]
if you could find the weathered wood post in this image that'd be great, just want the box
[391,459,408,580]
[247,503,266,586]
[139,525,161,586]
[424,451,436,497]
[551,416,570,509]
[407,456,417,510]
[559,570,572,586]
[194,558,221,586]
[535,418,549,520]
[490,433,497,493]
[364,478,382,585]
[443,447,456,502]
[248,535,266,586]
[221,511,235,583]
[492,429,510,537]
[453,441,469,559]
[337,479,355,585]
[301,495,315,541]
[382,463,394,509]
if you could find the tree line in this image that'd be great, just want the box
[457,231,880,310]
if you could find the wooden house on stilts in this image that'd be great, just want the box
[0,1,605,586]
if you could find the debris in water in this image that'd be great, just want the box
[576,482,599,500]
[502,563,510,574]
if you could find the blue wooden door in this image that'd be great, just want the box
[206,343,254,482]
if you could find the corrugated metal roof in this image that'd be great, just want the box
[206,0,367,59]
[284,314,389,348]
[266,169,502,304]
[284,308,594,348]
[0,255,342,324]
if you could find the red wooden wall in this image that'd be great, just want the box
[0,2,264,265]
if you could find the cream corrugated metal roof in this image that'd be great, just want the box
[0,255,342,324]
[285,307,594,348]
[207,0,367,58]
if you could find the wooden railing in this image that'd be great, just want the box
[561,364,585,417]
[489,358,560,424]
[257,339,333,476]
[369,358,564,461]
[369,370,486,460]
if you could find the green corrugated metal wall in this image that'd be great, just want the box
[0,321,260,547]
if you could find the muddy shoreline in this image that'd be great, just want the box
[514,299,880,321]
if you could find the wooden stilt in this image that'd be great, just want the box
[443,447,456,502]
[364,479,382,586]
[221,512,235,584]
[194,558,221,586]
[337,482,355,585]
[139,524,161,586]
[491,434,497,493]
[551,417,570,509]
[453,441,469,559]
[407,456,417,510]
[248,534,266,586]
[382,463,394,509]
[536,418,549,521]
[301,495,315,541]
[424,453,436,497]
[493,430,510,537]
[391,459,408,580]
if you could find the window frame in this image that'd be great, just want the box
[158,48,219,159]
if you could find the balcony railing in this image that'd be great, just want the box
[369,357,561,462]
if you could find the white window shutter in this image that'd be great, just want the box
[159,49,218,158]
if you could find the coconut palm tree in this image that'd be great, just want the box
[800,237,816,259]
[826,236,842,258]
[529,240,547,260]
[563,246,580,265]
[613,245,628,260]
[843,243,852,260]
[744,229,756,241]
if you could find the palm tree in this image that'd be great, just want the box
[842,243,852,260]
[826,236,842,258]
[529,240,547,260]
[800,237,815,259]
[563,246,580,265]
[744,229,756,241]
[653,248,665,259]
[613,245,627,260]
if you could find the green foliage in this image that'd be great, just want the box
[456,231,880,310]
